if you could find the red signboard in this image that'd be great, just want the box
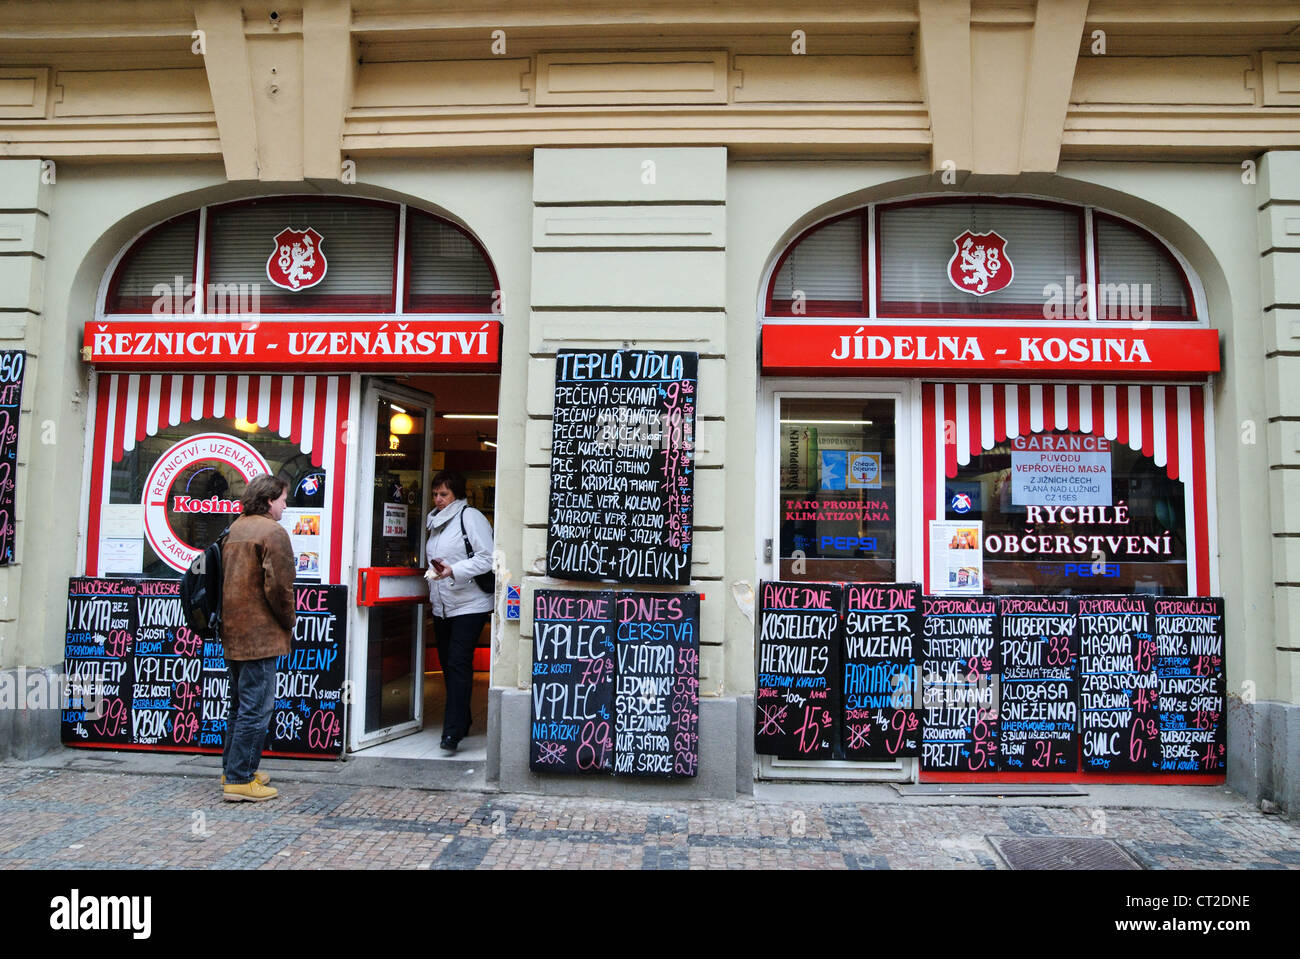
[761,324,1219,379]
[83,319,501,371]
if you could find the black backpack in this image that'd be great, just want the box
[180,525,231,635]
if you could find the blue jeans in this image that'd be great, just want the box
[222,657,276,784]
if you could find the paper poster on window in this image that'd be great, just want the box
[820,450,847,490]
[99,538,144,574]
[281,508,323,580]
[100,504,145,539]
[928,520,983,595]
[382,502,408,539]
[1011,434,1111,507]
[847,452,882,489]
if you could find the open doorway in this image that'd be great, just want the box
[355,371,499,760]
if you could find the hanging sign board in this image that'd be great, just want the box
[546,349,697,585]
[613,591,700,778]
[529,589,616,773]
[82,319,501,372]
[761,324,1220,379]
[1078,594,1159,772]
[754,581,840,759]
[920,595,999,772]
[841,583,921,759]
[1152,597,1226,773]
[0,350,24,566]
[62,578,137,745]
[997,595,1078,772]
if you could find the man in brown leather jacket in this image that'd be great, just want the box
[220,474,297,802]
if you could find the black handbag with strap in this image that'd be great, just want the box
[458,508,495,594]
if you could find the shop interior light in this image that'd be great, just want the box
[233,417,258,433]
[388,434,400,451]
[441,413,498,420]
[389,411,415,435]
[780,418,874,425]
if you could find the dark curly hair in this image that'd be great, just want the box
[240,474,288,516]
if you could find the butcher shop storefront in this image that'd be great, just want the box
[64,195,503,760]
[753,196,1226,785]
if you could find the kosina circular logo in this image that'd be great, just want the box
[142,433,270,572]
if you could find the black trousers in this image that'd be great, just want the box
[433,612,488,741]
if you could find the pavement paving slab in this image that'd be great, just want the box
[2,752,1298,871]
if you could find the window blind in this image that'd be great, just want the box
[1095,216,1190,315]
[206,199,397,312]
[406,212,495,311]
[771,216,863,306]
[108,214,198,313]
[878,202,1081,315]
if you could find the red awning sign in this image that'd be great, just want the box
[762,324,1219,379]
[83,319,500,371]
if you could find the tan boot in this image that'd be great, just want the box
[222,780,279,802]
[221,771,271,786]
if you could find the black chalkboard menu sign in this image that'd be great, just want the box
[131,580,204,747]
[248,584,347,755]
[842,583,921,759]
[755,581,841,759]
[1078,594,1159,772]
[530,588,616,773]
[998,595,1078,772]
[1153,597,1226,773]
[920,595,999,772]
[546,349,697,585]
[63,579,349,758]
[613,591,700,777]
[199,624,230,750]
[0,350,24,566]
[62,578,136,745]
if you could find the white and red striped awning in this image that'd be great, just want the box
[921,382,1212,595]
[85,373,353,583]
[101,373,342,466]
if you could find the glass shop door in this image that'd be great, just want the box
[350,381,433,749]
[757,379,920,781]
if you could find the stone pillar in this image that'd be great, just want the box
[491,146,749,797]
[1250,151,1300,815]
[0,158,56,759]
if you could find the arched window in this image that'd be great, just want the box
[105,213,199,314]
[102,197,497,317]
[404,210,498,313]
[765,197,1199,323]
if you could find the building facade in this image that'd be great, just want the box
[0,0,1297,811]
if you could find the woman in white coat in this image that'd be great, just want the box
[424,470,494,753]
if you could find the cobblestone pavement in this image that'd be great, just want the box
[2,765,1298,869]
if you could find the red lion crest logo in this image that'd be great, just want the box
[266,227,326,292]
[947,230,1013,296]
